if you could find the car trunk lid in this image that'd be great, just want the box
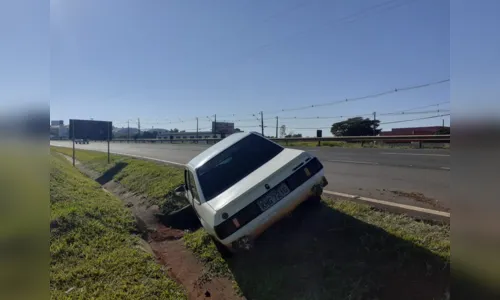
[206,148,310,213]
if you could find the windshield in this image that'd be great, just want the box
[196,134,283,201]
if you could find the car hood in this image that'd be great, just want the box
[206,148,308,212]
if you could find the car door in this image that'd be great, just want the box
[185,169,203,220]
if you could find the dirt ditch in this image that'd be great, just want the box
[65,156,243,300]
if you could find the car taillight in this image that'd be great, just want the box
[286,157,323,190]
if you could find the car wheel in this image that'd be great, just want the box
[211,236,233,258]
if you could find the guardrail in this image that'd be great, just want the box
[94,135,450,148]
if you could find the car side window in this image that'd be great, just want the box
[187,171,201,203]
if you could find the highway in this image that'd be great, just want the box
[50,141,450,212]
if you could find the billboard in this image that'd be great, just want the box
[69,119,112,141]
[212,122,234,134]
[51,120,64,126]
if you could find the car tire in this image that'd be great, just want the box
[211,236,233,259]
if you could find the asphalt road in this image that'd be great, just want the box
[50,141,450,211]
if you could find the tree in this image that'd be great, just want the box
[284,129,302,138]
[235,128,242,132]
[330,117,381,136]
[279,125,287,138]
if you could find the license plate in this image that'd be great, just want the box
[257,183,291,212]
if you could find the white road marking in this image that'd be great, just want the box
[51,144,451,218]
[380,152,450,157]
[323,190,450,218]
[440,167,450,170]
[327,159,379,165]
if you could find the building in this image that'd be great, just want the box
[212,121,235,134]
[379,126,449,144]
[157,131,222,140]
[380,126,447,136]
[50,124,69,140]
[51,120,64,126]
[50,126,59,139]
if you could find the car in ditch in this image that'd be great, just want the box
[182,131,328,256]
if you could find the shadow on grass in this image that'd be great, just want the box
[95,162,128,185]
[227,202,450,300]
[158,204,201,231]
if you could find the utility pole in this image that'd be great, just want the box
[275,116,278,138]
[373,112,377,136]
[442,119,445,127]
[72,121,75,166]
[260,111,264,136]
[213,114,217,136]
[137,118,141,137]
[196,117,199,141]
[107,122,110,164]
[127,120,130,141]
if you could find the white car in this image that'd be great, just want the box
[184,132,328,255]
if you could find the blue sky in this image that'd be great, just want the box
[6,0,452,136]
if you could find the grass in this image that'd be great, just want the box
[51,147,123,173]
[50,146,450,299]
[49,151,186,299]
[51,147,185,214]
[184,199,450,300]
[329,200,450,258]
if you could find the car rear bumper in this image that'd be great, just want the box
[220,170,326,248]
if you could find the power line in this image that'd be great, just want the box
[379,109,450,116]
[389,101,450,113]
[285,114,451,130]
[380,113,450,125]
[276,109,449,121]
[265,79,450,114]
[216,101,449,123]
[220,90,449,123]
[114,110,450,131]
[114,108,450,131]
[113,79,449,124]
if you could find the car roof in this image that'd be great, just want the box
[187,131,256,170]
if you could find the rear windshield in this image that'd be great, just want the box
[196,134,284,201]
